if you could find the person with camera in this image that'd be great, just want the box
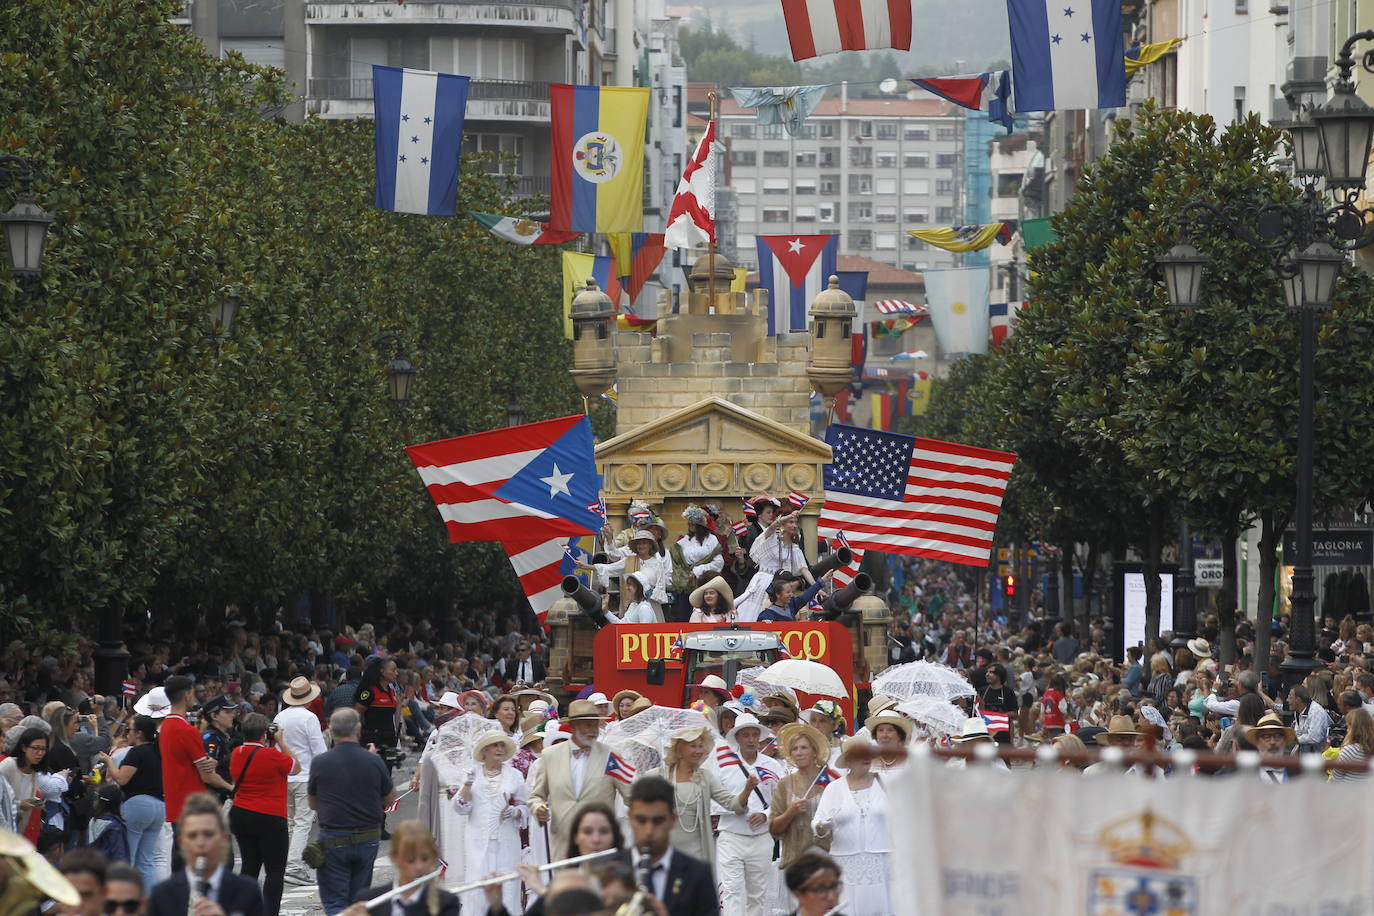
[274,677,327,888]
[228,713,298,916]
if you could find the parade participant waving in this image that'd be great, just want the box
[580,530,671,623]
[451,732,527,915]
[647,726,754,868]
[734,511,813,623]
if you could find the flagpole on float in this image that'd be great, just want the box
[706,90,719,305]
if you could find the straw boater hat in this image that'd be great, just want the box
[1187,637,1212,660]
[280,676,321,707]
[1104,715,1141,738]
[473,731,516,761]
[513,688,557,707]
[778,722,830,758]
[868,694,898,717]
[689,576,735,611]
[519,728,547,750]
[835,735,875,768]
[951,718,994,743]
[864,711,913,744]
[561,699,607,725]
[759,704,799,726]
[626,696,653,717]
[611,689,642,711]
[688,674,730,699]
[1246,711,1296,746]
[627,529,659,550]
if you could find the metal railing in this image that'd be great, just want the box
[308,78,550,102]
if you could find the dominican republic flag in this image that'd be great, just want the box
[664,120,723,249]
[781,0,912,61]
[605,752,637,784]
[756,235,839,336]
[373,66,469,215]
[1007,0,1126,112]
[982,711,1011,733]
[910,71,1015,130]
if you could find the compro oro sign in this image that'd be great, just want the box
[1282,529,1374,566]
[1193,559,1224,588]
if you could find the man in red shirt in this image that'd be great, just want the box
[160,677,233,834]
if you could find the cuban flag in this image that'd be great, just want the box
[372,66,469,215]
[910,71,1016,130]
[605,751,637,784]
[1007,0,1126,112]
[756,235,839,336]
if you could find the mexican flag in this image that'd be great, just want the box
[469,211,581,246]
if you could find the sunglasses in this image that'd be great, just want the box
[104,901,140,914]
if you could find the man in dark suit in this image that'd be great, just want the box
[496,641,545,687]
[618,776,718,916]
[147,793,264,916]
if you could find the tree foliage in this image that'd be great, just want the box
[0,0,578,634]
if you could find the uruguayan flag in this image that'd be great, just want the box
[1007,0,1125,112]
[373,65,469,215]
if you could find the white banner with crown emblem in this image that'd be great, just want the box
[889,753,1374,915]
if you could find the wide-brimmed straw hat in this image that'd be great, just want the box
[611,689,642,711]
[519,728,547,749]
[777,722,829,759]
[561,699,607,724]
[1105,715,1141,738]
[280,677,321,707]
[626,696,653,716]
[951,718,993,743]
[627,529,659,549]
[689,576,735,611]
[1187,637,1212,659]
[473,732,516,761]
[835,735,875,768]
[864,711,913,744]
[1246,711,1296,746]
[867,694,898,716]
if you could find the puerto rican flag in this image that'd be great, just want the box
[757,766,779,784]
[756,235,838,336]
[121,680,138,697]
[605,751,637,784]
[910,71,1015,130]
[788,490,810,510]
[717,745,743,768]
[731,520,750,538]
[780,0,913,61]
[742,500,757,519]
[814,765,840,786]
[981,711,1010,734]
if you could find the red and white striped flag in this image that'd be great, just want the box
[818,425,1016,566]
[781,0,913,62]
[788,490,810,510]
[731,520,750,538]
[664,120,723,250]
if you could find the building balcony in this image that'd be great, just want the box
[306,0,578,33]
[307,77,552,121]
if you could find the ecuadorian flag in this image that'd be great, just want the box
[550,85,651,233]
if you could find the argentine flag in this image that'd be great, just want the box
[373,65,470,215]
[1007,0,1125,112]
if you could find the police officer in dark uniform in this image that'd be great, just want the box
[354,657,400,765]
[200,695,242,800]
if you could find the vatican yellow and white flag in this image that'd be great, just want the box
[923,268,990,356]
[888,751,1374,915]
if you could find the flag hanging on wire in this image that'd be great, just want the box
[1125,38,1183,78]
[607,233,668,302]
[1007,0,1126,112]
[549,85,651,232]
[372,66,469,215]
[817,425,1018,566]
[664,120,724,249]
[470,211,581,246]
[910,71,1015,130]
[756,234,839,335]
[907,223,1012,253]
[780,0,912,61]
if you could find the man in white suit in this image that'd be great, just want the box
[528,699,633,856]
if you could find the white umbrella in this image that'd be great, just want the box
[872,661,974,703]
[759,658,847,700]
[602,706,716,775]
[895,695,967,737]
[733,667,797,711]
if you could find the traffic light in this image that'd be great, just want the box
[1005,574,1017,597]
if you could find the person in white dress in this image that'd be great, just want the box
[602,572,658,624]
[812,736,891,915]
[734,511,813,623]
[452,732,528,915]
[673,505,726,621]
[866,711,912,776]
[580,530,671,622]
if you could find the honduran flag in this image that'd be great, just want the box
[373,66,469,215]
[1007,0,1127,112]
[550,85,651,233]
[756,235,839,336]
[910,71,1015,130]
[605,751,637,784]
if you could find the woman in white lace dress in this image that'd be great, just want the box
[733,511,813,623]
[581,530,671,622]
[812,736,891,915]
[672,505,726,621]
[452,732,528,915]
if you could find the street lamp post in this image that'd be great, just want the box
[375,334,417,407]
[1170,517,1198,650]
[492,382,524,427]
[1156,30,1374,689]
[0,155,55,285]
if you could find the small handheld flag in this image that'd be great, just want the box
[121,680,138,697]
[811,766,839,789]
[757,767,779,784]
[742,500,757,519]
[788,490,810,510]
[605,752,636,785]
[731,520,750,538]
[982,711,1011,733]
[717,745,743,768]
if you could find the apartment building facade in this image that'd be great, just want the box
[718,92,965,273]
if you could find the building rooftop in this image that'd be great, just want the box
[836,256,925,290]
[719,96,955,118]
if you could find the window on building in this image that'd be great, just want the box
[848,174,873,194]
[764,150,789,166]
[850,147,873,167]
[936,152,958,168]
[904,124,930,141]
[738,206,757,223]
[876,178,896,195]
[762,124,785,139]
[904,207,929,223]
[819,203,836,222]
[223,38,286,70]
[461,134,525,173]
[852,230,873,250]
[350,38,388,92]
[876,206,897,223]
[796,150,818,167]
[796,205,817,222]
[996,173,1022,197]
[936,179,955,195]
[818,122,836,138]
[820,147,840,168]
[735,178,757,194]
[731,122,756,139]
[763,178,790,195]
[797,124,817,139]
[819,175,839,195]
[796,179,817,195]
[876,151,898,168]
[936,206,955,221]
[431,37,529,80]
[904,152,929,168]
[731,150,757,166]
[903,178,930,195]
[851,120,874,138]
[905,236,927,250]
[876,232,897,250]
[936,126,958,140]
[849,203,874,221]
[876,122,898,139]
[762,207,790,222]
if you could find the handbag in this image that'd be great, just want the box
[228,746,263,802]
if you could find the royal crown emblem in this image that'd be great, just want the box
[1087,809,1199,915]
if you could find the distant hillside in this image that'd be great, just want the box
[685,0,1011,76]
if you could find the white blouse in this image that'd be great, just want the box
[811,776,891,856]
[677,535,724,579]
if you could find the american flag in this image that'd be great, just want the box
[871,299,928,316]
[731,520,750,538]
[742,500,757,519]
[121,680,138,697]
[605,751,636,785]
[817,425,1016,566]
